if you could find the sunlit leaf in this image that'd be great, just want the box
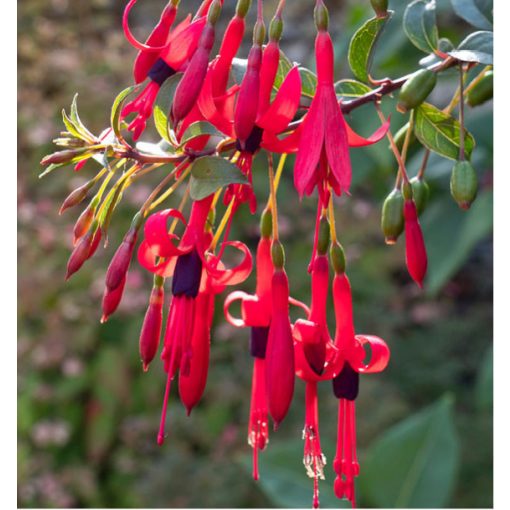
[179,121,223,146]
[111,85,138,142]
[153,73,182,143]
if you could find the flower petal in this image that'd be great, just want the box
[161,16,205,70]
[257,66,301,135]
[143,209,189,258]
[352,334,390,374]
[137,239,178,277]
[346,116,390,147]
[206,240,253,287]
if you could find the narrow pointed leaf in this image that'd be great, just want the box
[414,102,475,160]
[189,156,249,200]
[111,85,138,142]
[70,94,95,141]
[403,0,439,53]
[348,12,393,83]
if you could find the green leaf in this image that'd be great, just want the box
[179,121,223,146]
[238,438,349,508]
[348,12,393,83]
[153,73,182,143]
[299,67,318,98]
[422,189,493,295]
[335,79,372,99]
[273,50,293,92]
[135,141,174,157]
[62,109,85,141]
[449,31,493,65]
[414,102,475,161]
[403,0,439,53]
[70,94,95,141]
[451,0,493,30]
[189,156,248,201]
[111,85,138,141]
[359,395,459,508]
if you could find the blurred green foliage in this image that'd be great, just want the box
[18,0,492,507]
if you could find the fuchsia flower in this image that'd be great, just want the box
[137,195,252,444]
[120,0,211,140]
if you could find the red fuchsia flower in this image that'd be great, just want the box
[224,212,309,479]
[267,1,389,204]
[402,187,427,287]
[198,0,302,213]
[330,255,390,508]
[137,195,252,444]
[120,0,212,140]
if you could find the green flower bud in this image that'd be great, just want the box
[467,70,493,107]
[253,19,266,46]
[450,160,478,210]
[381,188,405,244]
[314,0,329,31]
[410,176,430,216]
[317,217,330,255]
[269,16,283,42]
[397,69,437,113]
[271,240,285,269]
[330,242,346,274]
[370,0,388,18]
[260,209,273,239]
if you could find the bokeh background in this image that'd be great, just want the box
[18,0,493,507]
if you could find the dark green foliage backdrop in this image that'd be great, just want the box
[18,0,492,507]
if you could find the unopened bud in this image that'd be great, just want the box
[73,197,99,244]
[101,276,127,323]
[59,180,95,215]
[260,209,273,239]
[105,227,139,291]
[467,70,493,107]
[450,160,478,210]
[381,188,405,244]
[397,69,437,113]
[40,148,89,166]
[317,217,330,255]
[314,0,329,31]
[253,20,266,46]
[404,199,427,288]
[330,242,346,274]
[139,283,165,371]
[65,225,101,280]
[269,16,283,42]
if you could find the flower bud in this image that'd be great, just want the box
[265,269,295,428]
[410,176,430,215]
[370,0,388,18]
[450,160,478,210]
[467,70,493,107]
[314,0,329,31]
[269,15,283,42]
[397,69,437,113]
[101,276,127,323]
[381,188,405,244]
[404,199,427,288]
[105,223,140,292]
[65,226,101,280]
[59,180,95,215]
[40,148,89,166]
[260,209,273,239]
[73,197,99,245]
[139,281,165,371]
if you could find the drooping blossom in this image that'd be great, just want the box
[137,195,252,444]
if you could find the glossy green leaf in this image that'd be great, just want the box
[403,0,439,53]
[348,12,393,83]
[153,73,182,143]
[475,345,493,411]
[449,31,493,65]
[179,121,223,146]
[111,85,138,142]
[422,189,493,295]
[190,156,248,200]
[238,438,349,508]
[451,0,493,30]
[414,102,475,161]
[359,395,459,508]
[335,79,372,99]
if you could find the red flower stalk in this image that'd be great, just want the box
[265,247,295,429]
[137,196,252,444]
[139,279,165,371]
[121,1,209,139]
[171,0,223,127]
[403,198,427,288]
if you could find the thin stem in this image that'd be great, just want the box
[328,193,337,244]
[267,152,279,241]
[458,64,466,161]
[401,109,415,164]
[211,197,235,251]
[274,153,287,192]
[169,185,190,235]
[147,165,191,213]
[417,150,430,179]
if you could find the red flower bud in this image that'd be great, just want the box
[178,290,214,415]
[235,45,262,148]
[404,199,427,288]
[59,180,94,215]
[73,201,97,245]
[105,228,138,291]
[171,23,216,126]
[139,284,165,371]
[65,227,101,280]
[265,269,295,428]
[101,276,127,323]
